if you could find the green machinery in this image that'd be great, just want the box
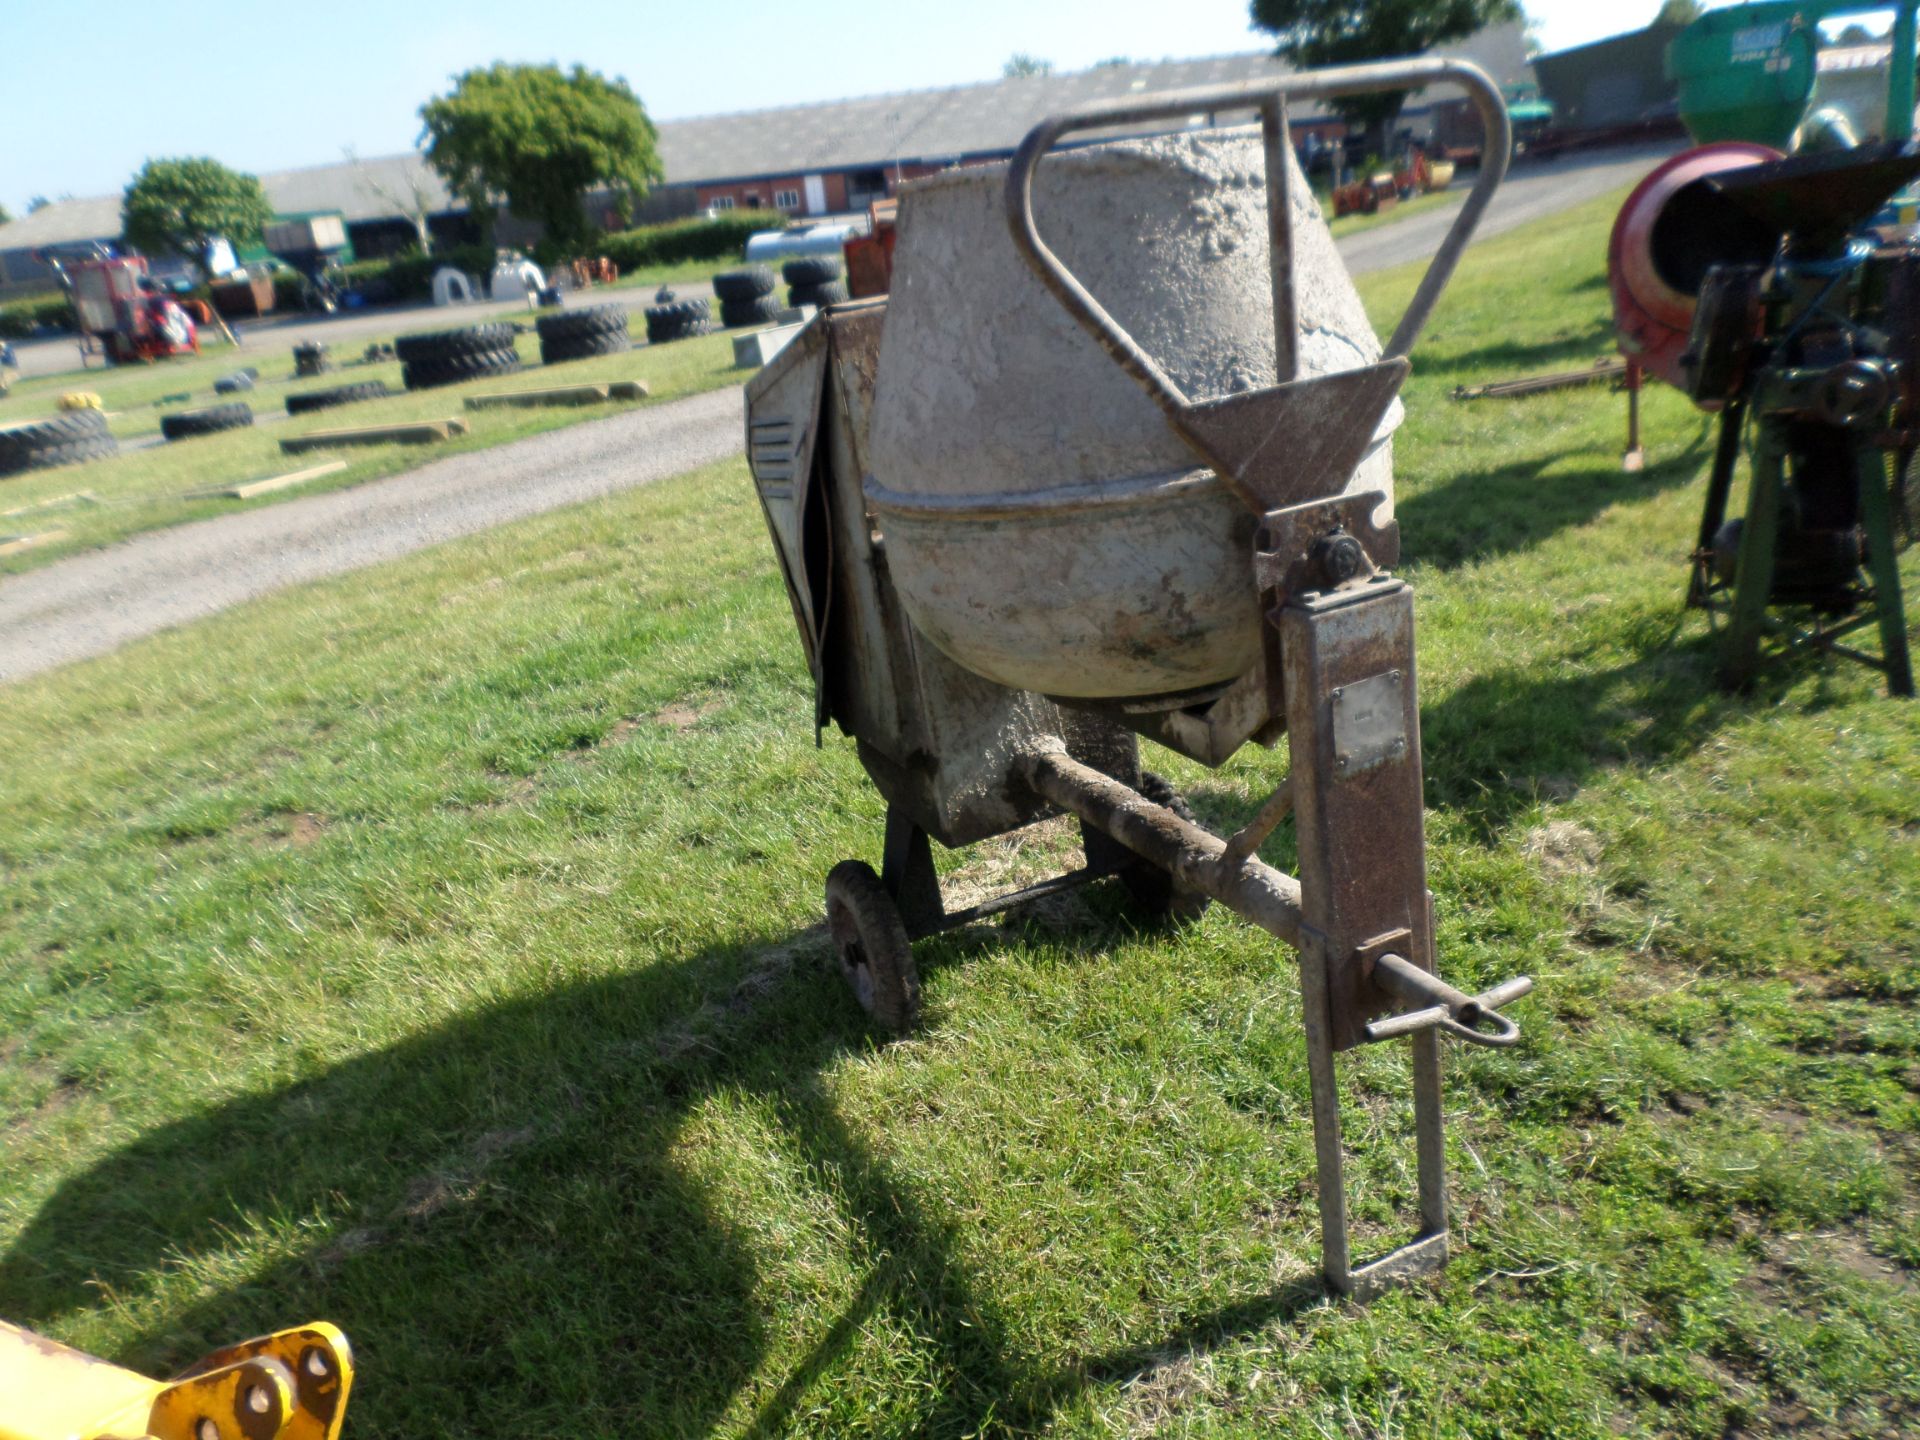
[1678,144,1917,696]
[1670,0,1918,149]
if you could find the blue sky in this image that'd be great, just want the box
[0,0,1763,214]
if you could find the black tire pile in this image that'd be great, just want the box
[0,408,119,478]
[714,266,781,328]
[395,323,522,390]
[644,297,712,345]
[783,256,848,310]
[160,402,254,442]
[535,304,632,364]
[286,381,391,416]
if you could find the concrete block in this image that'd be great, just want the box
[733,323,806,370]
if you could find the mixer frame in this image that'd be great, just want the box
[746,59,1533,1300]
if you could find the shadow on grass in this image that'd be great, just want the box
[1182,616,1809,848]
[0,889,1327,1438]
[1395,418,1711,571]
[1411,314,1617,378]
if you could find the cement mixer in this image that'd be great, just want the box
[745,59,1528,1300]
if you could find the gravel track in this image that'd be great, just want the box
[0,386,743,683]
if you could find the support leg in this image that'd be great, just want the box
[1721,419,1784,690]
[882,806,946,940]
[1622,357,1645,473]
[1690,399,1746,608]
[1299,935,1352,1292]
[1858,443,1917,697]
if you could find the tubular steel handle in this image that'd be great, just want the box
[1363,951,1532,1048]
[1004,57,1512,420]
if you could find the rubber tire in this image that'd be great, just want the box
[712,265,776,302]
[534,305,628,345]
[644,297,712,344]
[0,408,114,478]
[286,381,391,415]
[824,859,922,1033]
[540,328,633,365]
[401,348,523,390]
[788,279,849,310]
[721,293,784,328]
[1117,772,1213,925]
[393,323,519,366]
[160,402,254,441]
[782,256,842,286]
[646,314,711,344]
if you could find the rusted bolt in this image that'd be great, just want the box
[1312,531,1366,585]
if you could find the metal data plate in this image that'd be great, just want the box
[1330,668,1409,777]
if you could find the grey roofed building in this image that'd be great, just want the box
[0,23,1529,292]
[658,22,1532,182]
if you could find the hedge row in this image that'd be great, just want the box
[0,294,75,339]
[287,213,765,306]
[0,214,777,335]
[595,212,768,272]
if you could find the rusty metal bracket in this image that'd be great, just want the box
[1254,491,1401,605]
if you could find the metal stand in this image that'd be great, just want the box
[1690,403,1915,697]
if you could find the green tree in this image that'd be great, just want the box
[27,197,52,214]
[1656,0,1701,25]
[0,204,11,227]
[1249,0,1524,158]
[1003,53,1054,78]
[120,158,272,269]
[419,62,661,258]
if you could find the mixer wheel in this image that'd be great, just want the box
[1118,773,1212,926]
[825,860,922,1033]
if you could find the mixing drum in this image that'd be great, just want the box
[867,131,1398,702]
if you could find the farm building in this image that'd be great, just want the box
[0,23,1531,299]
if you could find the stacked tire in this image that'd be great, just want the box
[645,297,712,345]
[0,408,118,478]
[395,323,522,390]
[783,256,848,310]
[160,402,253,441]
[535,304,632,364]
[286,381,391,416]
[714,266,781,328]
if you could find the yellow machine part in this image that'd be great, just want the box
[0,1321,352,1440]
[55,392,103,412]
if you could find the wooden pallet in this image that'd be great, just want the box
[463,380,650,409]
[183,459,350,500]
[281,419,469,454]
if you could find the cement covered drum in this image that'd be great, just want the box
[865,130,1398,702]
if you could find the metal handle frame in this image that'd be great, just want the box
[1004,57,1513,417]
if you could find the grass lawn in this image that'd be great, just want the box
[0,292,748,577]
[0,188,1916,1438]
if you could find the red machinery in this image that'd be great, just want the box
[843,198,897,299]
[1607,142,1780,464]
[66,255,199,364]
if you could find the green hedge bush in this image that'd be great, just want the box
[0,294,75,339]
[594,212,767,272]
